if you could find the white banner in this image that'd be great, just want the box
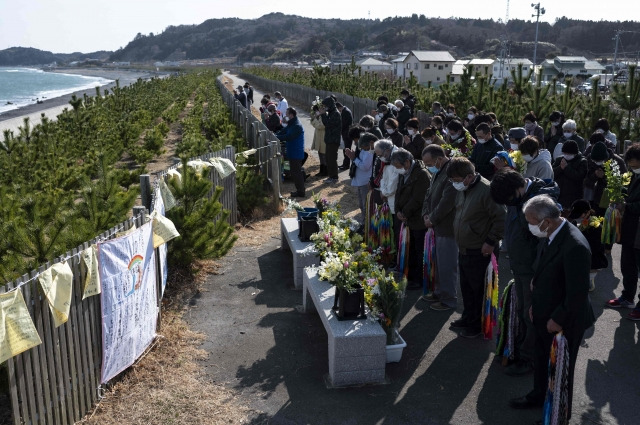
[98,222,157,383]
[154,187,169,297]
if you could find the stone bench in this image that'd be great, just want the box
[280,217,318,290]
[303,268,386,387]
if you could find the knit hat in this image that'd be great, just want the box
[590,142,608,161]
[568,199,592,220]
[561,140,579,154]
[508,127,526,140]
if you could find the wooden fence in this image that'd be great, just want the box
[216,76,281,206]
[238,72,433,129]
[0,145,238,425]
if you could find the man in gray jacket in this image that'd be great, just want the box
[447,157,506,338]
[421,145,458,310]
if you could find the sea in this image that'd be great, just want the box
[0,67,113,114]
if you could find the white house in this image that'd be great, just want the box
[492,58,534,81]
[539,56,605,82]
[400,51,456,85]
[356,58,393,73]
[392,53,409,78]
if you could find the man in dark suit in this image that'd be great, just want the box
[509,195,595,423]
[337,102,354,170]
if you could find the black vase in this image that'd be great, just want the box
[332,285,365,320]
[298,216,319,242]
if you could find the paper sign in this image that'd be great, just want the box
[154,188,169,298]
[38,262,74,327]
[99,222,157,383]
[151,211,180,248]
[167,169,182,186]
[81,246,101,299]
[0,290,42,363]
[209,157,236,178]
[158,178,176,212]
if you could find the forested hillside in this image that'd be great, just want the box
[2,13,640,65]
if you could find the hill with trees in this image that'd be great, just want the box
[2,14,640,65]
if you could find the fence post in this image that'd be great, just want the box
[132,206,147,223]
[140,174,151,212]
[269,140,281,209]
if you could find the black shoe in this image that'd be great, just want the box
[290,192,305,198]
[505,360,533,376]
[338,165,349,171]
[450,318,469,329]
[509,395,544,410]
[459,328,482,338]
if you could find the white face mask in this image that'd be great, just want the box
[282,123,288,128]
[477,137,489,144]
[467,113,475,121]
[552,121,560,127]
[632,167,640,175]
[375,113,383,121]
[452,181,467,191]
[449,132,459,141]
[380,157,388,163]
[396,167,407,175]
[407,129,415,136]
[510,143,519,151]
[595,129,605,134]
[446,112,454,117]
[522,154,534,162]
[563,132,573,139]
[563,154,575,161]
[386,128,395,134]
[528,221,548,238]
[594,160,604,166]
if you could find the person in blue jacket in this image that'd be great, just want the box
[276,107,306,198]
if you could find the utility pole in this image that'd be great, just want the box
[612,30,622,82]
[531,2,545,78]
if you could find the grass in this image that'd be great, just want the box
[78,262,254,425]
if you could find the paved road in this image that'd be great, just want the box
[184,73,640,424]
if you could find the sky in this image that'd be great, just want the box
[0,0,636,54]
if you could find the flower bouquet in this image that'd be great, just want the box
[602,160,631,244]
[363,269,407,345]
[312,192,337,214]
[509,150,527,174]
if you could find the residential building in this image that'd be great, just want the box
[492,58,534,81]
[356,58,393,73]
[539,56,605,82]
[392,53,409,78]
[400,51,456,85]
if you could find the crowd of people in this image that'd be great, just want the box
[242,82,640,423]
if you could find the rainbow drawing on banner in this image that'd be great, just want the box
[126,254,144,297]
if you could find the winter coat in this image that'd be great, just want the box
[524,149,553,182]
[552,154,588,209]
[378,111,395,135]
[453,174,506,252]
[388,131,404,148]
[275,116,305,160]
[367,126,384,140]
[421,159,457,237]
[573,221,608,270]
[620,174,640,246]
[340,107,353,145]
[396,106,412,133]
[584,152,626,209]
[545,124,563,152]
[525,124,545,143]
[395,161,430,231]
[469,137,503,180]
[264,112,281,132]
[321,108,342,145]
[379,164,401,213]
[234,91,247,109]
[404,134,426,160]
[310,115,326,154]
[505,178,559,275]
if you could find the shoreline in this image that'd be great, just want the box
[0,68,160,132]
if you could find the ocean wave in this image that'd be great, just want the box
[35,79,114,100]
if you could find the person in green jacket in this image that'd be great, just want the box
[447,157,506,338]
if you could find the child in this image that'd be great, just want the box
[568,199,608,291]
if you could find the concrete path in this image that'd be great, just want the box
[184,72,640,424]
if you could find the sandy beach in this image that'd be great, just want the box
[0,68,160,134]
